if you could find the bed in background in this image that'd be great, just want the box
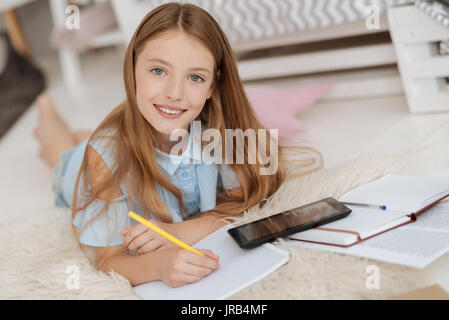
[49,0,446,109]
[112,0,412,82]
[48,0,413,97]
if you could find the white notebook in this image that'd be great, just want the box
[133,225,290,300]
[288,202,449,269]
[289,174,449,247]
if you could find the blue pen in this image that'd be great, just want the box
[341,202,387,211]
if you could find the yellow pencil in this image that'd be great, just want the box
[128,211,205,257]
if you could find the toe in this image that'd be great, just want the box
[36,94,56,115]
[33,127,40,140]
[36,93,52,106]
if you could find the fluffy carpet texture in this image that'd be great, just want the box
[1,154,448,299]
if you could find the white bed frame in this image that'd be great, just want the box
[50,0,400,99]
[110,0,397,80]
[388,6,449,112]
[111,0,401,100]
[233,12,396,81]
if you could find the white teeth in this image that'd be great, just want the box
[158,106,183,115]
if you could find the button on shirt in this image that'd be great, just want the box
[154,132,204,218]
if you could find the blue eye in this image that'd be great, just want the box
[151,68,165,76]
[150,67,204,83]
[190,75,204,83]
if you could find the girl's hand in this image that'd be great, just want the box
[121,220,181,254]
[157,248,220,288]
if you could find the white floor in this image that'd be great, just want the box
[1,49,449,234]
[2,46,449,223]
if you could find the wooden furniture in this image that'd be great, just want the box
[0,0,35,59]
[48,0,123,86]
[234,12,397,82]
[110,0,402,100]
[388,5,449,113]
[111,1,398,81]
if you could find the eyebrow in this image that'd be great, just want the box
[147,58,211,74]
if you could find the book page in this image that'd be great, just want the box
[314,206,407,235]
[339,174,449,213]
[291,175,449,246]
[288,202,449,269]
[410,203,449,231]
[290,206,408,245]
[133,225,290,300]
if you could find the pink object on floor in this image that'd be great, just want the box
[244,83,333,143]
[50,2,118,53]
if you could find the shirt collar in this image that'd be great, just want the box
[155,121,203,175]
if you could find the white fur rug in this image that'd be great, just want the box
[1,154,448,299]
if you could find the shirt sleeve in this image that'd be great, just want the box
[70,133,131,247]
[218,164,242,190]
[72,194,131,247]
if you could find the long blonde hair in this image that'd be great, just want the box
[71,3,323,254]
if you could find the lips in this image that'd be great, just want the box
[154,104,186,111]
[154,104,187,119]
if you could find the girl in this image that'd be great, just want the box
[34,3,322,288]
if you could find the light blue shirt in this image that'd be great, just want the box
[52,121,241,247]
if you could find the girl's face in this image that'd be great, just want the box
[135,29,216,146]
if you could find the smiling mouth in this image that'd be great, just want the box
[154,104,187,114]
[154,104,187,117]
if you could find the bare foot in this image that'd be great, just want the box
[34,94,77,169]
[35,128,93,145]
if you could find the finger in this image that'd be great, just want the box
[184,250,220,270]
[181,262,216,280]
[168,280,190,288]
[128,231,155,251]
[199,250,220,261]
[167,272,202,287]
[177,273,206,284]
[174,257,215,281]
[159,241,178,250]
[120,226,131,236]
[137,239,163,254]
[123,224,148,246]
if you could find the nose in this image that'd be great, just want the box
[164,77,184,101]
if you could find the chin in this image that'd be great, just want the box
[153,122,189,136]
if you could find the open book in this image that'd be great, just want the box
[133,225,289,300]
[289,174,449,247]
